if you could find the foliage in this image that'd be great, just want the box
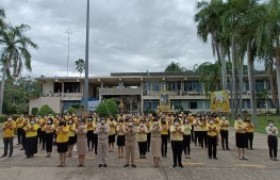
[37,104,56,116]
[164,62,183,72]
[67,107,75,114]
[0,114,7,123]
[105,99,118,116]
[31,107,38,115]
[96,102,110,117]
[75,58,85,77]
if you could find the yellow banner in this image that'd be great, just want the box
[211,91,230,113]
[159,91,171,112]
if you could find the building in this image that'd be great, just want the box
[29,71,277,114]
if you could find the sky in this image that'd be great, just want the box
[1,0,264,78]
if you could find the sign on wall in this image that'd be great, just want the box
[82,98,100,111]
[211,91,230,113]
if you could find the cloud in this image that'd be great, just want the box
[1,0,263,78]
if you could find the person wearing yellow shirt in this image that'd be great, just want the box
[76,119,87,167]
[56,119,69,167]
[116,119,126,158]
[86,117,95,151]
[108,117,117,152]
[67,118,76,158]
[187,113,195,142]
[39,115,47,150]
[199,117,208,149]
[212,113,221,146]
[207,119,218,160]
[220,115,230,150]
[234,116,248,161]
[151,118,162,168]
[137,120,148,159]
[24,117,39,158]
[145,117,152,152]
[245,117,255,150]
[45,118,55,158]
[160,119,169,157]
[16,114,25,146]
[193,114,201,146]
[170,118,184,168]
[183,118,192,159]
[1,116,16,158]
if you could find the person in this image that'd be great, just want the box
[16,114,26,149]
[137,120,148,159]
[193,115,201,146]
[124,119,137,168]
[183,117,192,159]
[199,116,207,149]
[45,118,55,158]
[170,118,184,168]
[151,118,162,167]
[161,119,169,157]
[24,117,39,158]
[265,120,278,161]
[39,115,47,150]
[67,118,76,158]
[1,116,16,158]
[56,119,69,167]
[187,113,195,142]
[108,117,117,152]
[96,118,110,168]
[116,119,126,158]
[76,119,88,167]
[245,117,254,150]
[234,117,248,161]
[213,113,221,146]
[146,117,152,152]
[220,115,230,150]
[86,117,95,151]
[93,117,100,155]
[207,118,218,160]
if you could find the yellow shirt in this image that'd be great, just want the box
[45,124,55,133]
[234,121,247,133]
[24,124,39,138]
[56,126,69,143]
[68,123,76,137]
[161,124,169,135]
[3,121,16,137]
[86,121,95,131]
[137,126,148,142]
[170,125,183,141]
[16,117,25,128]
[183,124,192,135]
[207,123,218,137]
[116,123,126,136]
[246,122,254,132]
[220,120,230,131]
[39,118,47,131]
[187,116,194,125]
[109,121,117,135]
[199,122,208,131]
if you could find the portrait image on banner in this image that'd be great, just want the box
[159,91,171,112]
[211,91,230,113]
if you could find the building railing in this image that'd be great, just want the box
[99,87,142,96]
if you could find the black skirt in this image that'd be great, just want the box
[117,135,125,146]
[68,136,77,145]
[57,142,68,153]
[109,134,116,144]
[236,133,247,148]
[87,130,94,140]
[25,136,38,156]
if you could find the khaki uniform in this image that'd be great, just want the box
[125,126,137,164]
[96,123,110,164]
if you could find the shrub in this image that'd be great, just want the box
[16,103,29,114]
[0,115,7,123]
[38,104,56,116]
[67,107,75,114]
[31,107,39,115]
[71,104,82,109]
[96,102,110,117]
[105,99,118,116]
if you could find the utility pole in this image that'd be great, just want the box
[65,29,72,77]
[84,0,90,111]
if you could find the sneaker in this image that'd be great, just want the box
[274,158,279,161]
[98,164,102,168]
[179,164,184,168]
[213,157,218,160]
[123,164,129,168]
[103,164,107,168]
[1,154,7,158]
[242,157,248,161]
[20,148,24,151]
[131,164,137,168]
[172,165,177,168]
[226,148,231,151]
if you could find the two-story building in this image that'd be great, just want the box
[29,71,277,114]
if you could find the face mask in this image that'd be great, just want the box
[185,120,188,124]
[30,121,35,125]
[209,121,214,124]
[47,120,51,124]
[69,121,73,124]
[154,122,158,125]
[101,120,105,125]
[140,123,144,126]
[128,122,133,126]
[8,118,12,122]
[88,119,93,122]
[175,122,179,126]
[269,123,274,127]
[222,117,226,120]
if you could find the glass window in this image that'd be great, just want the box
[54,82,62,93]
[144,100,159,110]
[255,81,265,92]
[64,82,80,93]
[184,81,201,93]
[257,100,266,108]
[204,100,210,109]
[144,81,161,92]
[165,81,179,92]
[171,100,182,110]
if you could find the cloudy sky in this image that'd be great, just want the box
[2,0,263,78]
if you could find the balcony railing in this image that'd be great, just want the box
[99,87,142,96]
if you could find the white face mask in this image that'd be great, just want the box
[101,120,105,125]
[8,118,12,122]
[269,123,274,127]
[47,120,51,124]
[222,117,226,120]
[154,122,158,125]
[175,122,179,126]
[128,122,133,126]
[209,121,214,124]
[185,120,188,124]
[30,121,35,125]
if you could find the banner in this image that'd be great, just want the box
[211,91,230,113]
[159,91,171,112]
[82,98,100,111]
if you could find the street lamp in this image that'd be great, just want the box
[83,0,90,111]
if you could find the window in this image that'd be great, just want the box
[64,82,80,93]
[204,100,210,109]
[144,81,161,92]
[184,81,202,93]
[171,100,182,111]
[257,100,266,108]
[165,81,180,92]
[144,100,159,110]
[255,81,265,92]
[190,102,198,109]
[54,82,62,93]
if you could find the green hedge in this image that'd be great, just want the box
[37,104,56,116]
[96,99,119,117]
[31,107,39,115]
[0,115,7,123]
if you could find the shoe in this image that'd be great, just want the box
[242,157,248,161]
[123,164,129,168]
[172,165,177,168]
[98,164,102,168]
[8,155,12,158]
[222,148,225,150]
[131,164,137,168]
[179,164,184,168]
[226,148,231,151]
[274,158,279,161]
[1,154,7,158]
[103,164,107,168]
[20,148,24,151]
[209,157,212,159]
[213,157,218,160]
[250,148,254,150]
[78,164,83,167]
[57,164,63,167]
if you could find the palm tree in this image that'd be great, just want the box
[0,24,38,114]
[75,58,85,77]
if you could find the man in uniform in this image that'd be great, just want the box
[124,118,137,168]
[96,117,109,168]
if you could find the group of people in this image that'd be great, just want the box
[1,111,279,168]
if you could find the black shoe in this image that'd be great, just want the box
[179,164,184,168]
[123,164,129,168]
[226,148,231,151]
[103,164,107,168]
[98,164,102,168]
[172,165,177,168]
[213,157,218,160]
[8,155,12,158]
[209,157,212,159]
[250,148,254,150]
[1,154,7,158]
[222,148,225,150]
[20,148,24,150]
[242,157,248,161]
[131,164,137,168]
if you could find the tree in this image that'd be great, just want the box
[75,58,85,77]
[164,62,182,72]
[105,99,118,116]
[0,24,38,114]
[96,102,110,117]
[37,104,56,116]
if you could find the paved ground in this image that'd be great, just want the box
[0,127,279,180]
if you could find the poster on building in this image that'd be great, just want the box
[159,92,171,112]
[211,91,230,113]
[82,98,100,112]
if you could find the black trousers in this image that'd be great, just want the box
[161,134,168,157]
[183,134,191,155]
[191,126,195,142]
[201,131,208,148]
[87,130,94,149]
[147,133,151,151]
[246,132,254,149]
[17,128,24,144]
[208,135,217,158]
[171,141,183,166]
[25,136,38,157]
[138,141,147,156]
[37,128,42,144]
[41,131,46,149]
[268,136,278,158]
[45,133,53,153]
[3,137,14,156]
[194,131,199,146]
[22,131,26,149]
[93,133,98,155]
[220,130,229,149]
